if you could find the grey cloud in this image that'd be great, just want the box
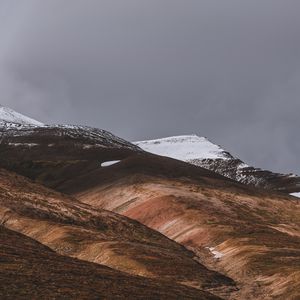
[0,0,300,174]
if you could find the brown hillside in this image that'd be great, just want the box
[0,168,235,297]
[57,154,300,300]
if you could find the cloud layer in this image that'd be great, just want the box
[1,0,300,174]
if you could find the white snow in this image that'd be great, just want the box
[82,144,107,149]
[135,135,232,161]
[101,160,121,167]
[8,143,38,147]
[206,247,224,259]
[0,105,43,126]
[290,192,300,198]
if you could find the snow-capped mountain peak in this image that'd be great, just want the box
[135,134,300,193]
[0,105,43,126]
[135,134,233,161]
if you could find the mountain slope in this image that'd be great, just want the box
[1,106,299,299]
[0,106,141,180]
[135,135,300,193]
[0,122,143,187]
[0,168,235,297]
[0,226,220,300]
[135,135,232,161]
[56,153,300,300]
[1,105,299,194]
[0,105,43,126]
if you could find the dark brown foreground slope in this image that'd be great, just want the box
[54,154,300,300]
[0,226,220,300]
[0,168,235,297]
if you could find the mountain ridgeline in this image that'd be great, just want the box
[0,105,299,194]
[135,135,300,194]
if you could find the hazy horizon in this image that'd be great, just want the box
[0,0,299,175]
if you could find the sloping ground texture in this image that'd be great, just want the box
[0,225,220,299]
[58,154,300,300]
[0,168,235,297]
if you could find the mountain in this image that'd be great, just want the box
[0,108,142,185]
[0,106,140,163]
[58,153,300,300]
[1,105,298,195]
[135,135,300,194]
[136,135,231,161]
[0,105,43,126]
[1,105,300,299]
[0,167,235,298]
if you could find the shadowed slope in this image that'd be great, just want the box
[0,226,220,300]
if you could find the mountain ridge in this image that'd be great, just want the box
[135,135,300,194]
[1,105,299,193]
[0,105,43,126]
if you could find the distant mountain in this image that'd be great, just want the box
[135,135,232,161]
[1,105,299,194]
[0,124,143,189]
[135,135,300,194]
[1,104,299,194]
[0,105,43,126]
[0,105,139,152]
[0,105,141,181]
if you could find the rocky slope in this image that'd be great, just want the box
[135,135,300,194]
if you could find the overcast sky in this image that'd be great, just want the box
[0,0,300,174]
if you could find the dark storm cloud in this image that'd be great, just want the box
[0,0,300,174]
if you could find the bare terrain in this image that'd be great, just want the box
[57,154,300,300]
[0,109,299,299]
[0,168,235,298]
[0,225,220,299]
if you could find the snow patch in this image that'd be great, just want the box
[135,135,232,161]
[206,247,224,259]
[83,144,106,149]
[8,143,38,147]
[101,160,121,167]
[0,106,43,126]
[290,192,300,198]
